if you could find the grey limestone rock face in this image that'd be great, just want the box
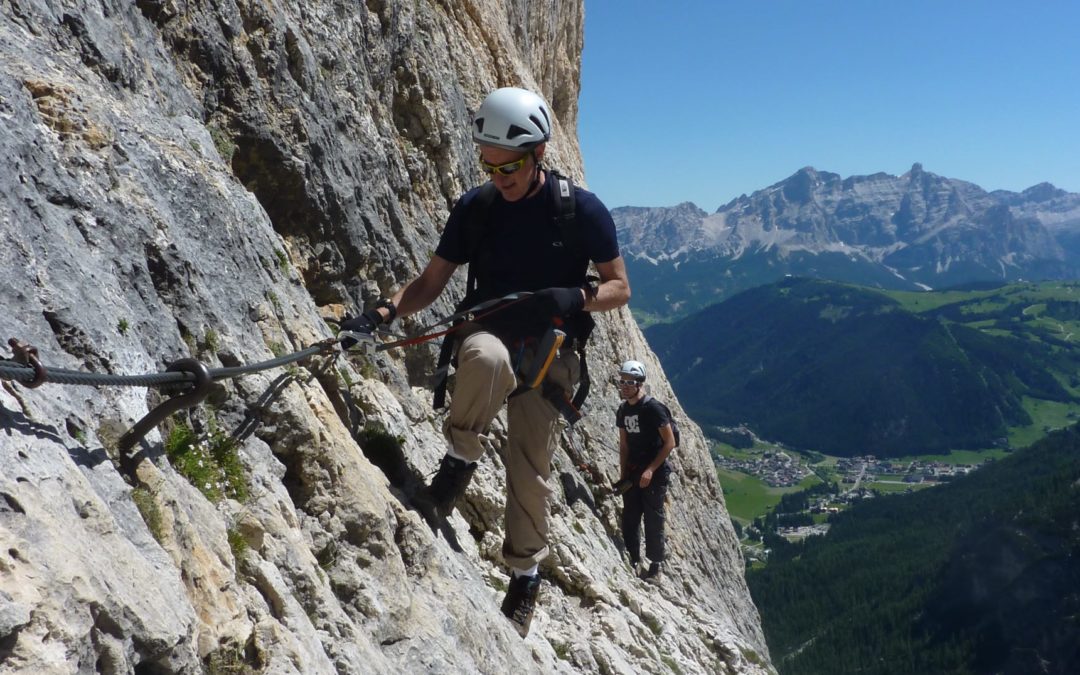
[0,1,770,673]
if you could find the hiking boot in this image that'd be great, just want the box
[500,573,541,637]
[641,561,662,584]
[415,455,476,523]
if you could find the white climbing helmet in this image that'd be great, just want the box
[472,87,552,150]
[618,360,647,382]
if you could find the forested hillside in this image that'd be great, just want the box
[746,424,1080,674]
[647,277,1080,456]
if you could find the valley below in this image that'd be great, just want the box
[638,277,1080,673]
[619,166,1080,674]
[710,434,1012,565]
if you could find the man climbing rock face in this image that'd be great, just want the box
[341,87,630,636]
[615,360,676,583]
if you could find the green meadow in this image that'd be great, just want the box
[717,468,820,525]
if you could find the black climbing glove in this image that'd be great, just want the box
[339,309,383,349]
[533,286,586,317]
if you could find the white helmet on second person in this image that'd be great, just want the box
[618,360,647,383]
[472,87,552,150]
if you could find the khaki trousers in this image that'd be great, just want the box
[444,323,580,570]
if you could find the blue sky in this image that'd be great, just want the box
[578,1,1080,211]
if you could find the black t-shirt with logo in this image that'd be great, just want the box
[434,171,619,339]
[616,395,673,469]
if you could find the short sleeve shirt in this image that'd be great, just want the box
[436,172,619,339]
[616,396,673,467]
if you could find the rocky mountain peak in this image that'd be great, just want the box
[1021,181,1067,202]
[615,165,1080,322]
[781,167,817,204]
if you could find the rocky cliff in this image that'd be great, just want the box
[0,1,769,673]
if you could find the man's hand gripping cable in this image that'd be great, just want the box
[337,292,536,355]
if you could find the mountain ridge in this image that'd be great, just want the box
[616,165,1080,322]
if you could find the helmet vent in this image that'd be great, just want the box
[506,124,529,139]
[531,112,549,134]
[474,118,485,133]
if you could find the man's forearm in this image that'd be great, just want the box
[584,278,630,312]
[382,256,457,322]
[587,256,631,312]
[391,277,442,319]
[647,442,676,473]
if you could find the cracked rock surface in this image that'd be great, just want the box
[0,1,771,673]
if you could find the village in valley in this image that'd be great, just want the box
[710,427,1001,562]
[714,439,986,491]
[713,447,812,488]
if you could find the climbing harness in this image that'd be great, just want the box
[432,169,594,417]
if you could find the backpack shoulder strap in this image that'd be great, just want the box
[548,170,582,256]
[656,400,680,446]
[434,183,498,409]
[655,399,674,422]
[548,170,597,415]
[463,182,500,300]
[643,396,670,421]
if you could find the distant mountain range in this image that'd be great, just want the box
[615,164,1080,323]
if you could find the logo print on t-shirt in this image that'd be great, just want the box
[625,415,640,434]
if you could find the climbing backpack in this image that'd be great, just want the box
[432,170,594,421]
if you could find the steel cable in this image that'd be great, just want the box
[0,291,537,390]
[0,340,338,388]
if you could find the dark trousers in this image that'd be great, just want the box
[621,469,669,564]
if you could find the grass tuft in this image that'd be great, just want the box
[164,424,248,503]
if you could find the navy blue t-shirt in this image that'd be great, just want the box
[435,170,619,338]
[616,396,673,468]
